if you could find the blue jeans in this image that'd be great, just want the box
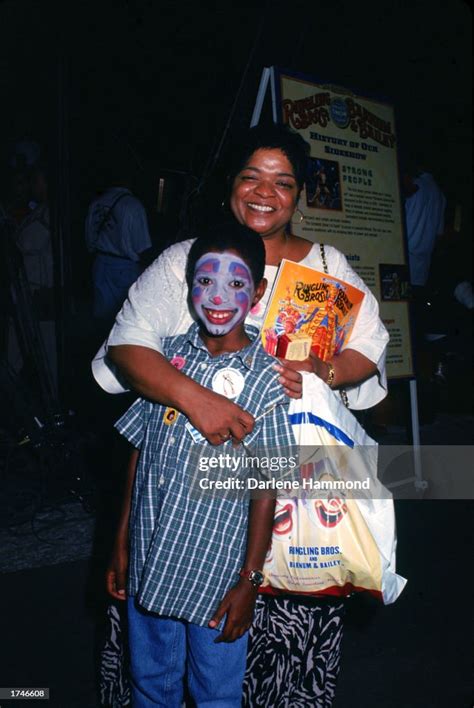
[127,598,248,708]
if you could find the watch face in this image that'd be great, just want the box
[249,570,265,587]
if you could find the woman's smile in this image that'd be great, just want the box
[246,202,276,213]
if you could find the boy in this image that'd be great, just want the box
[109,221,295,707]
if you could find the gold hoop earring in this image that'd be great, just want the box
[291,208,305,224]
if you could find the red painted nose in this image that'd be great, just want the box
[212,295,223,305]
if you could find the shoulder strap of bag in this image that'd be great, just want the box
[320,243,349,408]
[319,242,328,274]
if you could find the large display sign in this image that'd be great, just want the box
[256,68,413,378]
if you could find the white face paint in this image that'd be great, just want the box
[191,252,255,336]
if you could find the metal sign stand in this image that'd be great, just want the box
[409,379,427,493]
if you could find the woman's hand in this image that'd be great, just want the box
[184,387,255,445]
[109,345,254,445]
[274,353,329,398]
[274,349,377,398]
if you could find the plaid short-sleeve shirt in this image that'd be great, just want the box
[115,323,295,627]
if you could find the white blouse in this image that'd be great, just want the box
[92,240,389,410]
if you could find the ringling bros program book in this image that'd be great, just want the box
[261,259,365,361]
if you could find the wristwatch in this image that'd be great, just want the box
[239,568,265,588]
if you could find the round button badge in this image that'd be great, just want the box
[211,368,245,400]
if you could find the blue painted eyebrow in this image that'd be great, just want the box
[229,261,252,279]
[195,257,220,273]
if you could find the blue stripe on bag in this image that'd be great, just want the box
[288,411,355,448]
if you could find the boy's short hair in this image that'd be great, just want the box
[186,219,265,289]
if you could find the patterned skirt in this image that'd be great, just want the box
[243,595,345,708]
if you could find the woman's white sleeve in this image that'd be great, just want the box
[325,247,390,410]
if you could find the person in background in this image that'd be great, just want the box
[14,164,57,396]
[6,139,41,225]
[401,157,448,423]
[403,158,447,292]
[5,170,32,225]
[418,215,473,416]
[85,173,152,334]
[16,165,52,293]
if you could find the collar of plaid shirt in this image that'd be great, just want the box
[165,322,271,373]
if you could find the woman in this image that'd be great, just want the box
[100,123,388,706]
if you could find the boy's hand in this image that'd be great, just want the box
[208,578,258,642]
[105,541,129,601]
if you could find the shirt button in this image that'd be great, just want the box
[200,363,207,370]
[159,476,165,487]
[169,436,175,444]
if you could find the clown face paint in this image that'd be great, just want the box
[192,252,255,335]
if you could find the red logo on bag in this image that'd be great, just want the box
[273,501,295,537]
[314,497,347,528]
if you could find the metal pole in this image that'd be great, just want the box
[54,50,72,409]
[250,67,271,127]
[409,378,427,493]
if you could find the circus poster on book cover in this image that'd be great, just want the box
[261,259,365,362]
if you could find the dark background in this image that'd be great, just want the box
[0,2,472,706]
[2,0,471,417]
[1,0,471,274]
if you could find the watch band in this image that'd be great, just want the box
[239,568,264,588]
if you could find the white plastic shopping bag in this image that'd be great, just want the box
[261,373,407,604]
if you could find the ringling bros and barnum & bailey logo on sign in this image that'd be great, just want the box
[282,92,396,149]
